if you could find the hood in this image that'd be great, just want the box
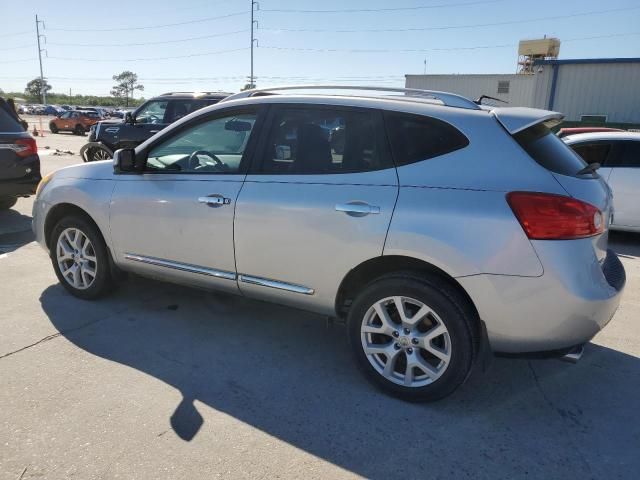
[54,160,114,180]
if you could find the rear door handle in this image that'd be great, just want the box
[335,202,380,217]
[198,195,231,207]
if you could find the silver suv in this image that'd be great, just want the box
[33,86,625,401]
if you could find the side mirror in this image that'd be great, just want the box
[113,148,139,173]
[124,112,134,124]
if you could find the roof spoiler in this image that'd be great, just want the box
[491,107,564,134]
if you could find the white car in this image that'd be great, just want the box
[563,132,640,232]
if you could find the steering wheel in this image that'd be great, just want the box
[187,150,224,170]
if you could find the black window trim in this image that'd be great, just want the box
[248,103,394,176]
[136,104,266,176]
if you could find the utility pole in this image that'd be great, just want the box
[35,15,46,104]
[250,0,258,89]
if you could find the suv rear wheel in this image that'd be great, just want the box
[347,273,476,402]
[74,124,85,136]
[50,215,113,299]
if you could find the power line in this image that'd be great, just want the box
[260,0,504,13]
[0,58,38,64]
[47,11,248,32]
[0,30,31,39]
[0,44,32,51]
[48,29,249,47]
[49,46,250,62]
[260,5,640,33]
[260,31,640,54]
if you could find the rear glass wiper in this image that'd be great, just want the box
[577,162,600,175]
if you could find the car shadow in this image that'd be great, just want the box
[39,278,640,478]
[0,208,34,253]
[609,230,640,258]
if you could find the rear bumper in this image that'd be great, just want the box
[459,244,625,353]
[0,155,41,197]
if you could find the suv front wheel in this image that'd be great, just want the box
[347,273,477,402]
[50,215,113,299]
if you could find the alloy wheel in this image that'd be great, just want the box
[56,228,98,290]
[360,296,451,387]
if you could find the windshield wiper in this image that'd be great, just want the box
[577,162,600,175]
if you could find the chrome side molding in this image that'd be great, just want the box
[238,274,315,295]
[124,254,236,280]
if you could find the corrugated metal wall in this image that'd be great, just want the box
[404,74,536,107]
[406,62,640,123]
[547,63,640,123]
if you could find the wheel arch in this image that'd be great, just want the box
[335,255,480,325]
[44,203,106,251]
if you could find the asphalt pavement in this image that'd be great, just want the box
[1,132,639,480]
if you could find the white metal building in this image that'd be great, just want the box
[405,58,640,124]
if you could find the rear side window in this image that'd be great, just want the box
[0,106,22,133]
[384,112,469,166]
[611,141,640,167]
[515,123,586,176]
[571,142,612,166]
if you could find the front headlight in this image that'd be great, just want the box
[35,172,54,197]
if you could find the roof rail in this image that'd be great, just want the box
[220,85,481,110]
[159,91,231,96]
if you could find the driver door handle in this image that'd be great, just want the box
[335,202,380,217]
[198,195,231,207]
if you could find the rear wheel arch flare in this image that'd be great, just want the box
[335,255,480,324]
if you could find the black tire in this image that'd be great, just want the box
[74,124,85,136]
[86,145,113,162]
[347,272,477,402]
[50,215,114,300]
[0,196,18,210]
[49,122,59,134]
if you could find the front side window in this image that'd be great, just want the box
[135,101,168,124]
[571,142,612,166]
[259,107,392,174]
[384,112,469,166]
[60,112,71,119]
[145,112,257,174]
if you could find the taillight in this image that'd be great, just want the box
[14,138,38,158]
[506,192,604,240]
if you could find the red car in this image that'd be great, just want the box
[557,127,623,138]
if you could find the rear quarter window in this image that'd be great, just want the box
[515,123,587,176]
[384,112,469,166]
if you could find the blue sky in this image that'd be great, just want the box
[1,0,639,98]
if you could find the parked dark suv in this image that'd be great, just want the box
[0,98,41,210]
[81,92,230,162]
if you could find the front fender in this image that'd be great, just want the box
[35,176,116,253]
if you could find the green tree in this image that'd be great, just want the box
[25,78,52,102]
[111,71,144,107]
